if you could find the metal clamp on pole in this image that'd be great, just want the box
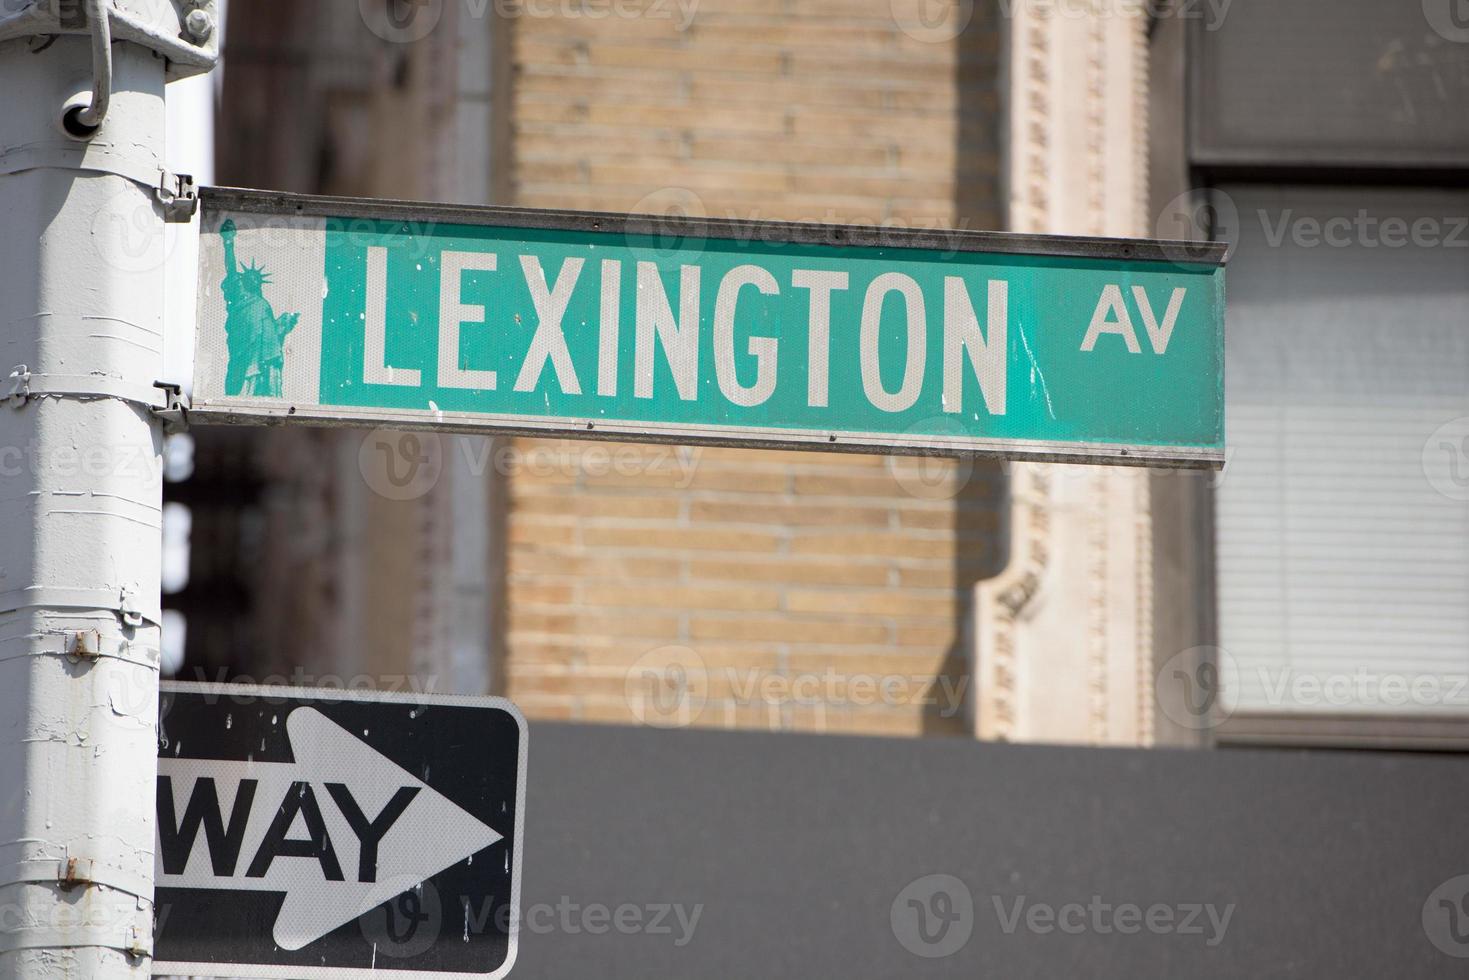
[0,629,161,671]
[6,364,172,411]
[157,171,198,222]
[0,585,162,631]
[154,379,190,433]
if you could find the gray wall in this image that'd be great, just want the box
[1191,0,1469,168]
[513,723,1469,978]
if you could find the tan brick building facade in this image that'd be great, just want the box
[494,1,1005,734]
[210,0,1203,747]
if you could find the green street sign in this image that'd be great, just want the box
[191,187,1225,467]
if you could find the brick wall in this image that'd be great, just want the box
[500,0,1004,735]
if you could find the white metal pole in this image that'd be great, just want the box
[0,20,200,976]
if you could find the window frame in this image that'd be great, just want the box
[1186,17,1469,750]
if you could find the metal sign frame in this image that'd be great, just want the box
[187,186,1228,469]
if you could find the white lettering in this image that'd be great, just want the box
[438,251,499,389]
[1131,286,1186,355]
[860,272,926,413]
[943,277,1008,415]
[598,259,621,397]
[713,265,780,407]
[792,270,847,408]
[1080,284,1141,354]
[363,247,421,387]
[635,262,701,401]
[514,255,584,394]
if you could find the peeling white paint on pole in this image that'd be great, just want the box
[0,6,217,975]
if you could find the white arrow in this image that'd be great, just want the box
[157,707,503,951]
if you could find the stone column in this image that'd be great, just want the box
[974,0,1208,746]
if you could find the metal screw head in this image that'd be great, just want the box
[184,8,213,41]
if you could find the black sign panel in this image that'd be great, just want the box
[153,682,527,978]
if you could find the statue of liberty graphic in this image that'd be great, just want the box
[219,218,299,398]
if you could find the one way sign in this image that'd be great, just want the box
[153,682,527,978]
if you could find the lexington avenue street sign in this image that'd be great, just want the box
[152,683,527,979]
[188,186,1226,467]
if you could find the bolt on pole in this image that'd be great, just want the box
[0,2,217,976]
